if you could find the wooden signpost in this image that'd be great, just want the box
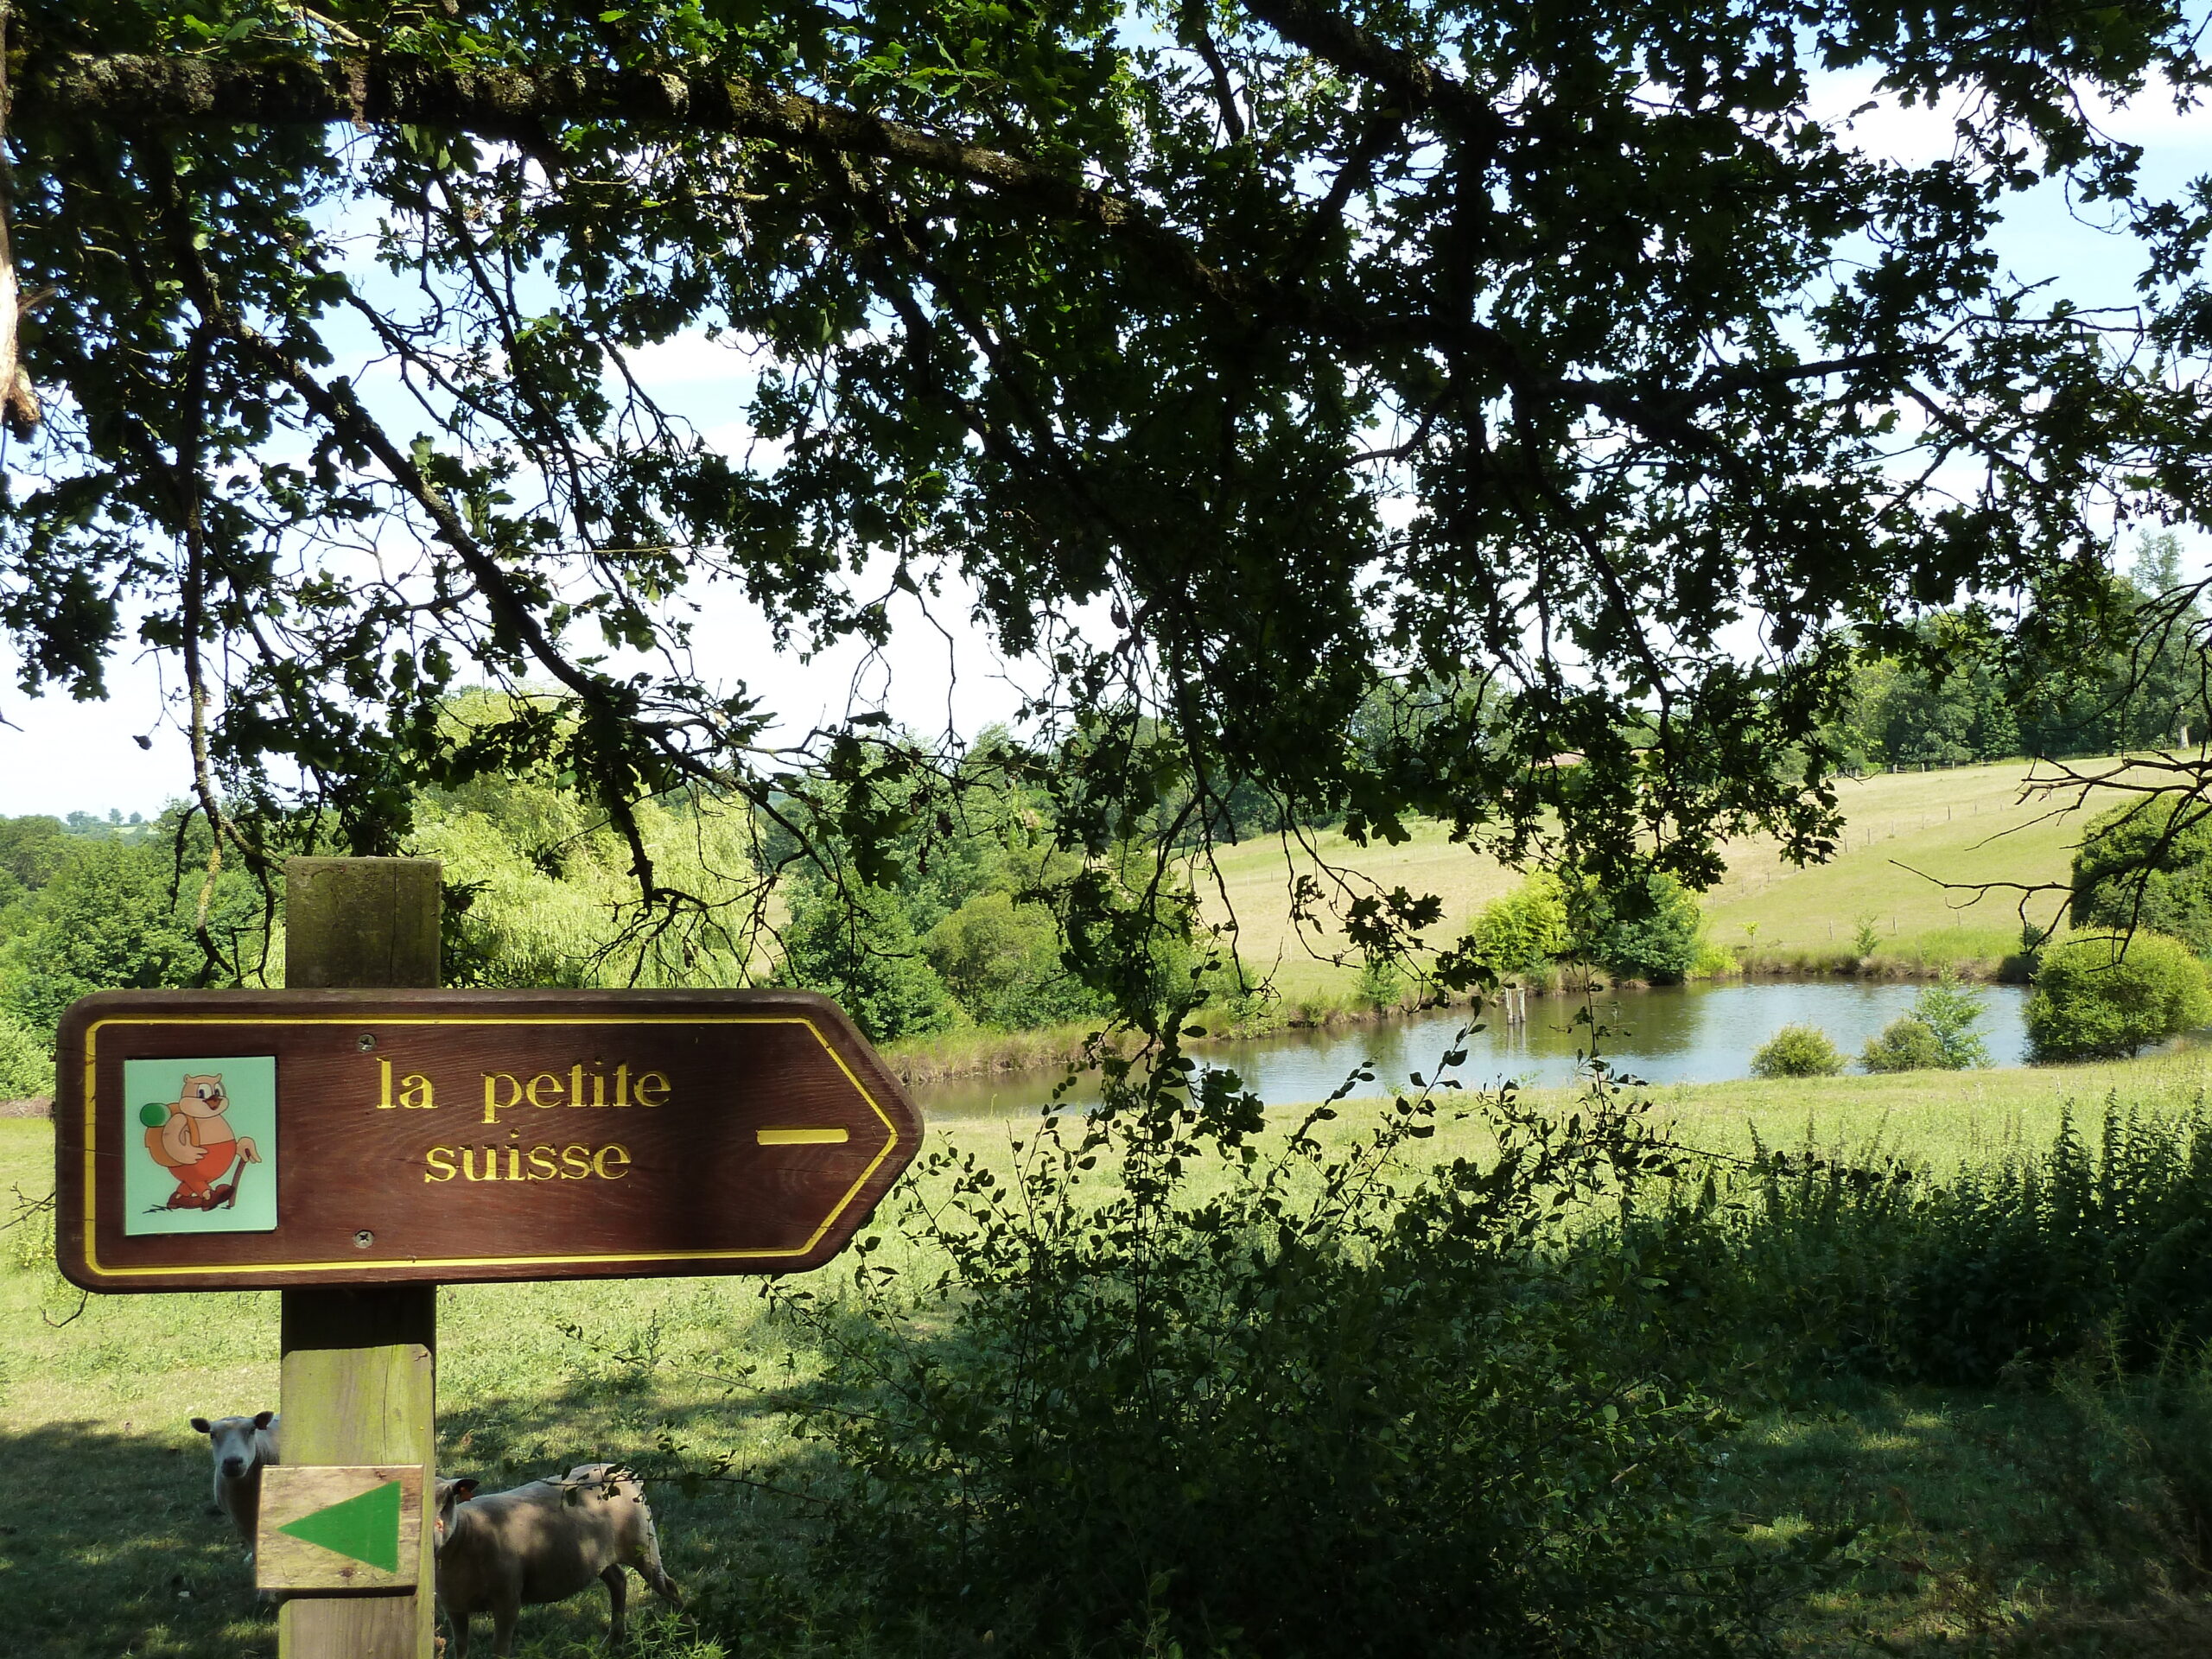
[51,857,924,1657]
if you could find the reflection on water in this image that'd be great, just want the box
[912,978,2038,1120]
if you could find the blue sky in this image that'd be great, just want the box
[3,67,2209,821]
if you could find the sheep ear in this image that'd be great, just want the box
[190,1417,211,1434]
[252,1410,275,1429]
[454,1478,480,1502]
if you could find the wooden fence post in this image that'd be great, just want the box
[279,857,441,1659]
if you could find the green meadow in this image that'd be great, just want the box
[1180,760,2133,1011]
[10,1044,2212,1656]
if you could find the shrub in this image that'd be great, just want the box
[1574,869,1707,984]
[1616,1104,2212,1384]
[2027,929,2212,1062]
[1353,949,1408,1009]
[1860,1015,1947,1072]
[776,1068,1838,1657]
[2030,1346,2212,1591]
[925,890,1107,1030]
[1910,971,1991,1067]
[1751,1024,1844,1077]
[1468,871,1571,981]
[2073,797,2212,957]
[0,1014,49,1099]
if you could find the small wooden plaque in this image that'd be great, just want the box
[257,1464,423,1593]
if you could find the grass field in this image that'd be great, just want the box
[9,1046,2212,1656]
[1188,759,2141,1007]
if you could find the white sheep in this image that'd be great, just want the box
[189,1410,280,1562]
[433,1462,682,1655]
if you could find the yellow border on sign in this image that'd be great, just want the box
[79,1014,904,1280]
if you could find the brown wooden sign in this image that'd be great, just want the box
[54,988,922,1291]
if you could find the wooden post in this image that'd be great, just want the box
[281,857,441,1659]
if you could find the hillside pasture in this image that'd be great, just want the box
[1194,760,2152,1003]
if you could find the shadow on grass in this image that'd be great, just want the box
[1,1419,276,1659]
[0,1375,819,1659]
[1720,1382,2212,1656]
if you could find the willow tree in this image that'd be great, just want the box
[1,0,2206,999]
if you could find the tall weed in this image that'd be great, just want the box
[1620,1099,2212,1384]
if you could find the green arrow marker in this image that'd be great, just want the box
[278,1479,403,1573]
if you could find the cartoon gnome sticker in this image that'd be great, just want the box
[122,1057,278,1236]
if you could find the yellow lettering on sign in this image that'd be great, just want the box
[423,1143,632,1182]
[526,1072,563,1109]
[481,1073,522,1124]
[379,1058,437,1110]
[632,1071,670,1108]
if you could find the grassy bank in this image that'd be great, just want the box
[10,1055,2212,1656]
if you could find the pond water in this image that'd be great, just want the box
[912,977,2040,1120]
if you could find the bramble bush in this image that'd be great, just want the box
[1751,1024,1844,1077]
[765,1049,1840,1658]
[2026,929,2212,1062]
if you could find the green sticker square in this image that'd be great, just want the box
[122,1057,278,1236]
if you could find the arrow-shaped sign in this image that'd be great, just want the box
[279,1477,402,1572]
[256,1465,423,1593]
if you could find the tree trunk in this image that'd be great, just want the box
[0,0,40,440]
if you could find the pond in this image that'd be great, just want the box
[911,977,2040,1120]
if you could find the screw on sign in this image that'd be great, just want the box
[50,855,925,1659]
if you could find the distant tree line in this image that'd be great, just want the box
[1835,535,2209,771]
[0,709,1227,1077]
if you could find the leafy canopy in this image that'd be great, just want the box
[3,0,2210,991]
